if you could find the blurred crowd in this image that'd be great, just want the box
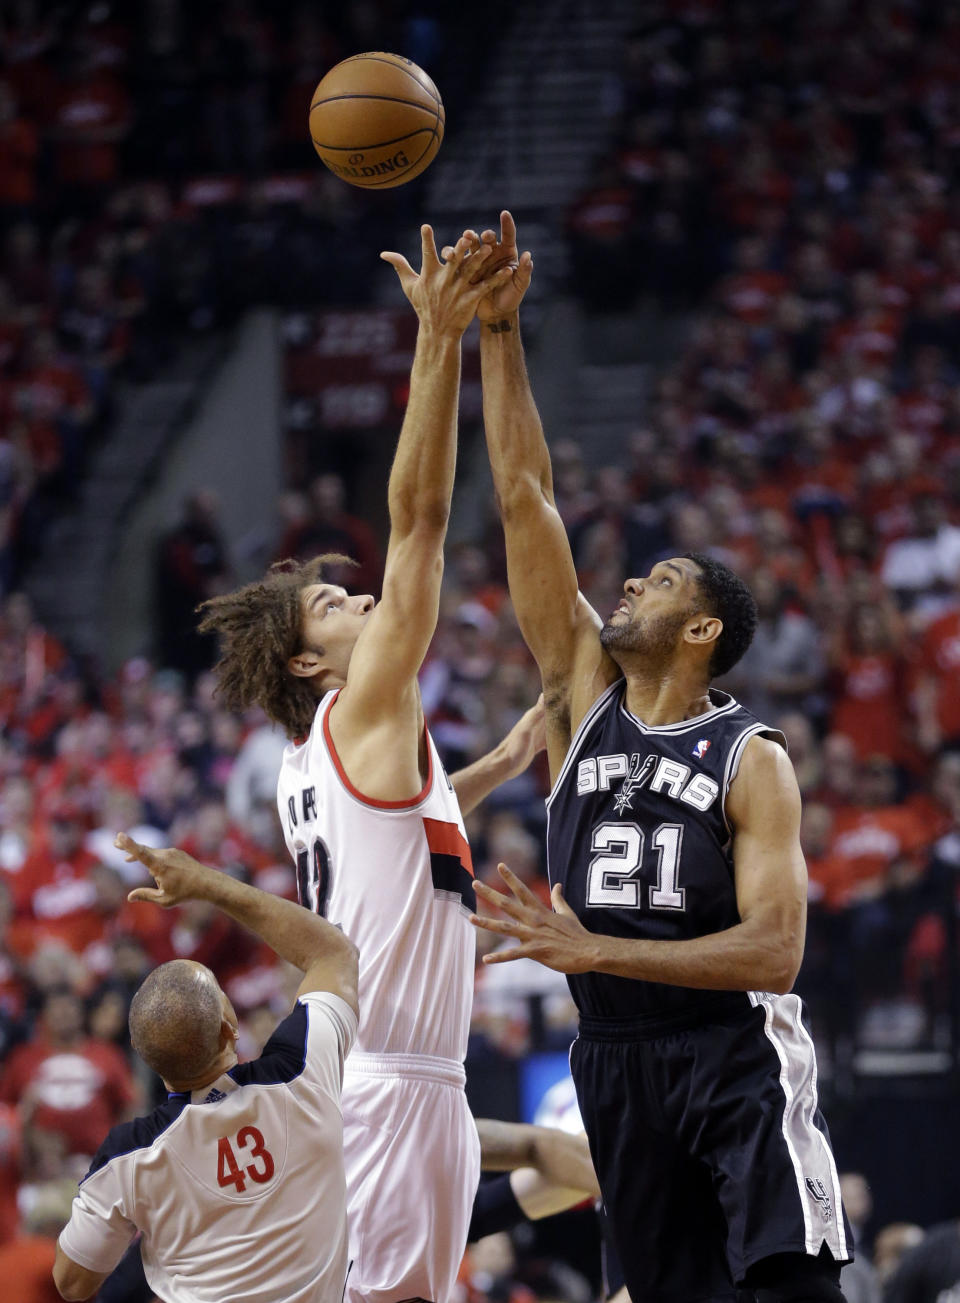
[2,0,960,1299]
[0,0,482,598]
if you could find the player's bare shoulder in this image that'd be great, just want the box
[726,731,799,834]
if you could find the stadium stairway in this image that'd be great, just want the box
[426,1,691,477]
[26,335,228,664]
[427,0,639,319]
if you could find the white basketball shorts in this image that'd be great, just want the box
[341,1052,480,1303]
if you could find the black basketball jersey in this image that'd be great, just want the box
[546,680,786,1023]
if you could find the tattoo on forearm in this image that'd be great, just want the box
[487,320,513,334]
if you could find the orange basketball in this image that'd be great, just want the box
[309,52,444,189]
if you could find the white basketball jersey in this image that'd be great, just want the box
[59,992,357,1303]
[277,689,476,1062]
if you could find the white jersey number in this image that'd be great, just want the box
[586,821,685,911]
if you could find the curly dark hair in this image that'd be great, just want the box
[197,554,354,739]
[683,552,758,679]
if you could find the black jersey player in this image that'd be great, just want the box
[459,213,851,1303]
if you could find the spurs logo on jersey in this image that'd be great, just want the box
[276,688,476,1062]
[577,751,720,813]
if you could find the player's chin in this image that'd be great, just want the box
[599,621,630,650]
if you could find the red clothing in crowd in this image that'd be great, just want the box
[6,845,103,957]
[0,1102,22,1246]
[51,72,130,187]
[830,652,909,762]
[917,608,960,742]
[15,360,89,425]
[0,1035,134,1158]
[567,185,636,241]
[720,270,789,325]
[0,1235,60,1303]
[817,803,935,908]
[0,115,38,206]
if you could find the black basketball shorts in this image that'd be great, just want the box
[570,992,852,1303]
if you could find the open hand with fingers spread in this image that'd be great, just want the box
[115,831,217,908]
[441,211,533,324]
[470,862,599,974]
[381,224,515,338]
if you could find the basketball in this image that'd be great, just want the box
[309,52,445,189]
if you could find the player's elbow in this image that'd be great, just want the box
[55,1283,91,1303]
[53,1264,97,1302]
[389,489,450,537]
[762,935,804,995]
[494,473,550,520]
[329,930,360,980]
[765,967,799,996]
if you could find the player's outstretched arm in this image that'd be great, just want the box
[469,213,618,766]
[117,833,359,1011]
[476,1118,600,1211]
[471,738,806,993]
[339,228,513,734]
[449,696,545,816]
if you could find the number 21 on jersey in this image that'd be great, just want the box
[586,821,685,911]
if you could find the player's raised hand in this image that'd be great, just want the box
[441,212,533,324]
[381,224,515,338]
[470,863,598,974]
[117,832,216,908]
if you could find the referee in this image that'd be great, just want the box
[53,833,358,1303]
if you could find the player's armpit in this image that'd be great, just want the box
[726,735,807,993]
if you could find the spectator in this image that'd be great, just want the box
[48,51,131,211]
[566,158,641,312]
[224,713,287,832]
[154,490,232,679]
[881,495,960,616]
[873,1223,925,1288]
[884,1221,960,1303]
[824,756,934,911]
[0,80,38,213]
[912,578,960,754]
[274,472,382,595]
[718,568,825,721]
[827,600,911,765]
[0,988,136,1168]
[774,711,823,797]
[0,1176,75,1303]
[7,803,102,959]
[0,1099,22,1246]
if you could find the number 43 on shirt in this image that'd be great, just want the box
[217,1127,275,1192]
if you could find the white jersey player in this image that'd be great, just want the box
[54,833,359,1303]
[197,227,538,1303]
[278,687,479,1303]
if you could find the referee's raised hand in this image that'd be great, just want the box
[470,863,599,975]
[116,832,215,908]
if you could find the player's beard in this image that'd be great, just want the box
[599,606,692,665]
